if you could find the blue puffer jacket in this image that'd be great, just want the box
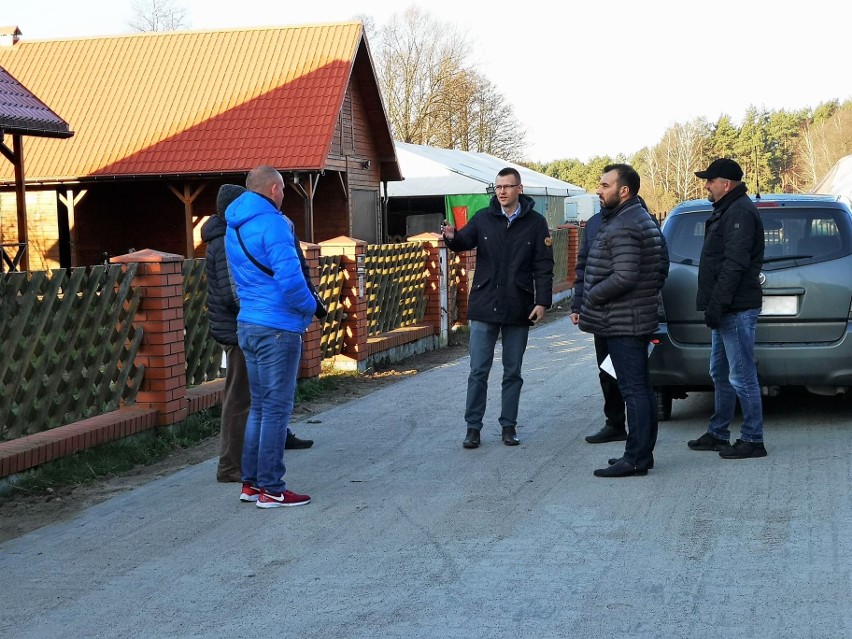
[224,192,315,333]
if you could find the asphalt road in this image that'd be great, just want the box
[1,316,850,639]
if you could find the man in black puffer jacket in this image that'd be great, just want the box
[442,167,554,449]
[579,164,667,477]
[202,184,318,483]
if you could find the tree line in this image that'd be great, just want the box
[528,101,852,215]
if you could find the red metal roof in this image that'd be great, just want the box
[0,23,371,182]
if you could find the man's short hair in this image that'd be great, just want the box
[497,167,522,184]
[604,163,640,196]
[246,165,283,194]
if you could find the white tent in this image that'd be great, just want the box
[387,142,585,197]
[812,155,852,199]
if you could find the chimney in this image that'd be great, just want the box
[0,26,22,47]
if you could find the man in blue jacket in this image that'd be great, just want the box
[225,166,316,508]
[442,167,554,449]
[202,184,318,483]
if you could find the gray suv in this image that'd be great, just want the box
[649,193,852,419]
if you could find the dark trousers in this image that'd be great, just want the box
[594,334,625,431]
[217,344,250,481]
[607,336,657,469]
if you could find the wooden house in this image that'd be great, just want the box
[0,23,401,269]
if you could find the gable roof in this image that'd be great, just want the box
[389,142,585,197]
[0,64,72,138]
[0,23,396,183]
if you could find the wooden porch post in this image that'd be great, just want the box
[167,182,207,258]
[0,133,29,271]
[58,188,88,267]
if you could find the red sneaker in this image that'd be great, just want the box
[256,489,311,508]
[239,482,261,502]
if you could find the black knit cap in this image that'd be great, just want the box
[216,184,246,216]
[695,158,743,181]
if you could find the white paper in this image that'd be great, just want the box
[600,355,616,379]
[600,343,655,380]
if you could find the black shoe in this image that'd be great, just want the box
[719,439,767,459]
[687,432,730,451]
[285,432,314,450]
[608,455,654,470]
[463,428,480,449]
[502,426,520,446]
[585,425,628,444]
[594,459,648,478]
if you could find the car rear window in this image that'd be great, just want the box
[664,206,852,267]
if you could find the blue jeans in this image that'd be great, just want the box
[708,308,764,443]
[237,322,302,493]
[465,320,530,430]
[607,336,656,469]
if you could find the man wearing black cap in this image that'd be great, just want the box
[688,158,767,459]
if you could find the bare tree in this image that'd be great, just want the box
[639,119,708,212]
[127,0,190,32]
[372,7,526,160]
[792,104,852,192]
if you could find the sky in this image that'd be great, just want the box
[6,0,849,163]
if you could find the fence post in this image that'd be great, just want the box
[299,241,323,379]
[566,225,579,288]
[318,236,368,372]
[111,249,188,426]
[407,232,448,346]
[454,249,476,325]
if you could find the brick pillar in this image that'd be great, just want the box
[566,225,580,287]
[454,248,476,325]
[112,249,188,426]
[299,241,323,379]
[318,236,368,372]
[408,232,447,345]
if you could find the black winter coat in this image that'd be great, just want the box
[578,196,667,336]
[446,194,554,325]
[696,183,764,314]
[201,215,239,346]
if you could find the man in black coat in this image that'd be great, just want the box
[687,158,767,459]
[441,167,554,448]
[201,184,317,483]
[578,164,667,477]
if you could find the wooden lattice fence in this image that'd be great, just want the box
[364,243,427,336]
[448,251,462,326]
[0,265,144,440]
[183,259,223,387]
[551,227,569,284]
[316,255,346,359]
